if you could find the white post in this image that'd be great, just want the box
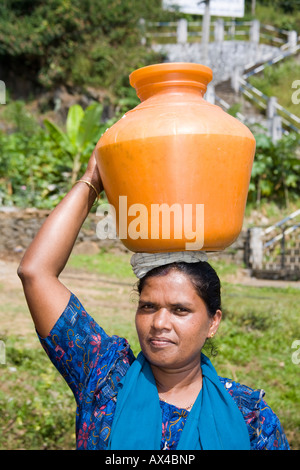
[139,18,146,46]
[202,0,211,64]
[0,340,5,364]
[249,227,263,271]
[250,19,260,44]
[271,115,283,143]
[214,18,224,43]
[177,18,188,44]
[287,30,297,50]
[0,80,6,105]
[267,96,282,142]
[205,84,215,104]
[267,96,277,119]
[231,66,243,94]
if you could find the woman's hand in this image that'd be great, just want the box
[18,148,103,337]
[82,150,104,196]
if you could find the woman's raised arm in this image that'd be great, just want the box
[17,151,103,338]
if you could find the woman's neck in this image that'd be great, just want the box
[150,360,203,409]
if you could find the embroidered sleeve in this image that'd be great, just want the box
[38,292,134,404]
[220,378,290,450]
[256,399,290,450]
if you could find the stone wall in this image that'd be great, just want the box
[152,41,279,85]
[0,207,247,262]
[0,208,127,257]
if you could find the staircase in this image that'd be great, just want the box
[144,18,300,280]
[144,18,300,136]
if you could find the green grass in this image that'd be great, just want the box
[249,58,300,119]
[68,249,135,279]
[244,197,300,226]
[0,253,299,449]
[250,4,300,32]
[0,336,75,450]
[213,282,300,449]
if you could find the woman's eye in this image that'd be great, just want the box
[174,307,189,315]
[139,303,155,311]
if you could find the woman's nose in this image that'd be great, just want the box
[152,308,172,331]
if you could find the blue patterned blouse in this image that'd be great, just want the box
[38,293,290,450]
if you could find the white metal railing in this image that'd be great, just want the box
[143,17,300,137]
[247,210,300,275]
[143,19,295,48]
[215,76,300,137]
[243,44,300,76]
[262,209,300,248]
[263,209,300,235]
[264,222,300,249]
[238,78,300,133]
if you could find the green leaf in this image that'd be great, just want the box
[254,133,272,150]
[251,160,267,177]
[76,103,103,151]
[44,119,74,155]
[66,105,84,146]
[285,174,298,187]
[260,179,273,196]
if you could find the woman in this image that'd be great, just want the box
[18,152,289,450]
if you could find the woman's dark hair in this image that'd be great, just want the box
[136,261,221,318]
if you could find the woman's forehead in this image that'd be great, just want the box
[140,270,199,301]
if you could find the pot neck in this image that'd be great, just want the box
[135,82,208,102]
[129,63,213,103]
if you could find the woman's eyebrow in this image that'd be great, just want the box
[138,299,157,306]
[138,299,193,309]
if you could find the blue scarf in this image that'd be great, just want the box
[108,352,250,450]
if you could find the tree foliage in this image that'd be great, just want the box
[1,1,299,210]
[0,0,165,94]
[44,103,104,184]
[0,101,110,208]
[246,0,300,12]
[1,102,299,210]
[248,128,300,207]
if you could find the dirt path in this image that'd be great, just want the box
[2,255,300,289]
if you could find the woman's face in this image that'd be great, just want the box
[135,269,222,372]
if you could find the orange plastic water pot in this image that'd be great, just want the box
[95,63,256,253]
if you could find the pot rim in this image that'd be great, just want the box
[129,62,213,88]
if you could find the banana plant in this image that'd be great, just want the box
[44,102,103,184]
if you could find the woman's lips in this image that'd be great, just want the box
[149,337,174,348]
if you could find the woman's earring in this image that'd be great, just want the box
[210,332,215,338]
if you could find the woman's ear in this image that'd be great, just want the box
[208,309,222,338]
